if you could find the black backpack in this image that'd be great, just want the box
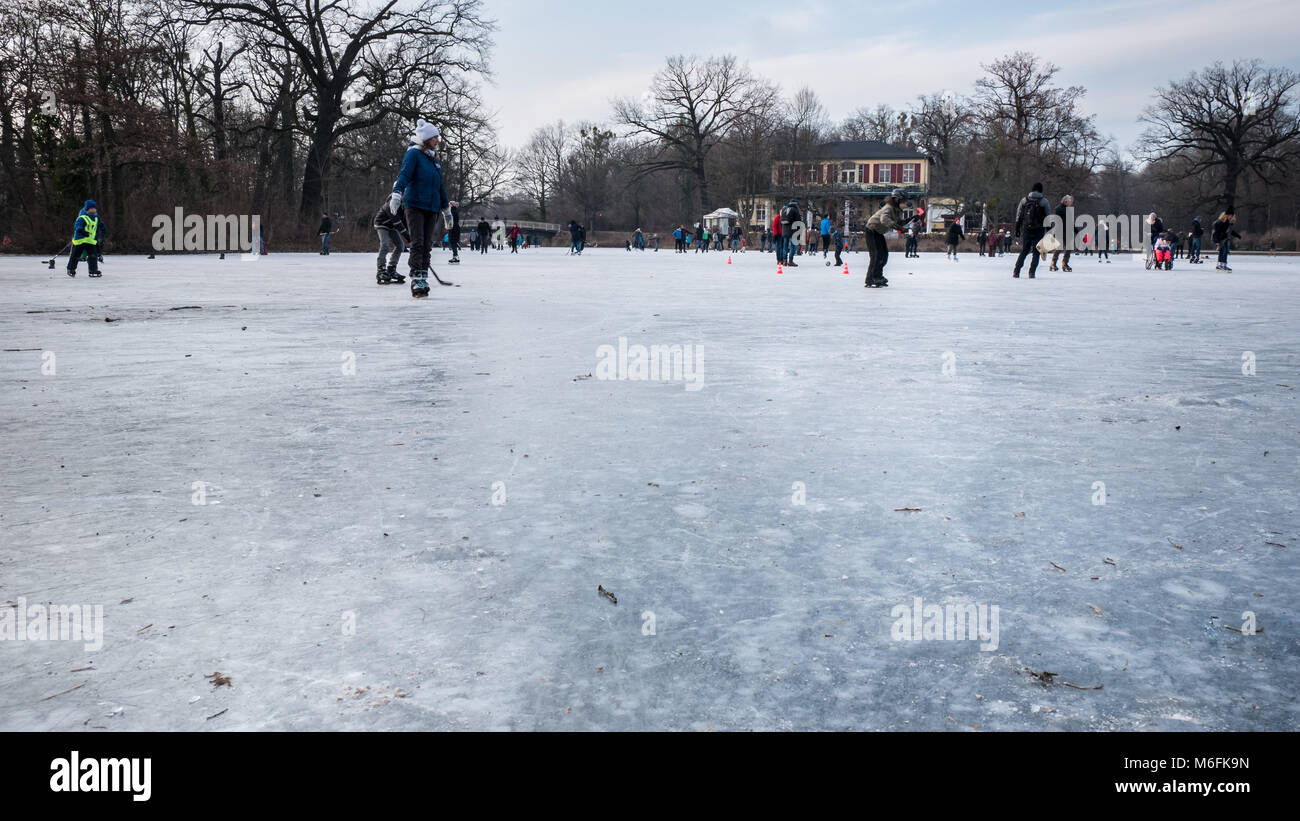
[780,205,794,224]
[1028,200,1048,231]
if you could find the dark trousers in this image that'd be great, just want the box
[449,229,460,258]
[1014,231,1044,274]
[821,234,831,255]
[405,208,445,273]
[865,229,888,282]
[67,243,99,275]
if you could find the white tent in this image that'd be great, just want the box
[702,208,740,235]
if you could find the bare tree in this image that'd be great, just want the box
[838,104,911,145]
[515,120,570,221]
[612,54,776,213]
[183,0,494,217]
[1138,59,1300,214]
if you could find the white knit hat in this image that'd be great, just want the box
[413,118,440,144]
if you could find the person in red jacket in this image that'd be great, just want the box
[771,213,783,265]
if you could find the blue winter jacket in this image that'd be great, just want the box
[72,200,101,244]
[392,143,449,213]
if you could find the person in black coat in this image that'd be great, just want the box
[1211,207,1241,271]
[1012,182,1050,278]
[1188,216,1204,263]
[945,217,965,260]
[373,199,409,284]
[318,213,333,255]
[446,202,461,262]
[476,218,491,253]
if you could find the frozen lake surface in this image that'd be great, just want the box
[1,247,1297,731]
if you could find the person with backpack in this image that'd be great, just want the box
[1212,208,1241,271]
[864,189,907,287]
[373,197,409,284]
[65,199,103,278]
[779,200,801,267]
[673,225,684,253]
[1012,182,1051,278]
[945,216,965,261]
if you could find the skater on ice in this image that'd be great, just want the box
[389,117,452,297]
[372,196,409,284]
[1012,182,1050,278]
[65,199,103,278]
[864,189,907,287]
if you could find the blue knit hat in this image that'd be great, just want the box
[83,200,98,210]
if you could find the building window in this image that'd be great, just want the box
[901,164,916,184]
[878,164,892,184]
[756,204,768,224]
[840,169,857,184]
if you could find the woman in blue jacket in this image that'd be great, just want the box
[389,119,451,297]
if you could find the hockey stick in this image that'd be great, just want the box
[43,242,72,268]
[430,271,456,287]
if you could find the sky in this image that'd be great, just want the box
[477,0,1300,159]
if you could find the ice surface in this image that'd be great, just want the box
[1,248,1296,731]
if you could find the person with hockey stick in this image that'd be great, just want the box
[65,200,103,278]
[864,190,908,287]
[373,197,409,284]
[389,118,453,297]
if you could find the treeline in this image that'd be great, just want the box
[0,0,501,253]
[3,0,1299,253]
[513,54,1300,247]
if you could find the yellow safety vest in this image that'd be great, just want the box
[73,214,99,245]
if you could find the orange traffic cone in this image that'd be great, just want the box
[842,263,849,275]
[727,255,732,265]
[777,262,783,275]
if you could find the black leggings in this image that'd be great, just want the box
[405,208,445,273]
[866,230,888,281]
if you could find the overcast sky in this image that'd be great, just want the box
[477,0,1300,159]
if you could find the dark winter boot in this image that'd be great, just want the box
[377,265,391,285]
[411,270,430,298]
[386,265,405,284]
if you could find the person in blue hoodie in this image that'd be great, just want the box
[66,200,103,278]
[389,118,451,297]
